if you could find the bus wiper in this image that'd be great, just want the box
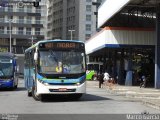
[49,50,58,62]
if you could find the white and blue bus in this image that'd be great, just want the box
[24,40,86,101]
[0,52,18,89]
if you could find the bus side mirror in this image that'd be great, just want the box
[34,52,38,61]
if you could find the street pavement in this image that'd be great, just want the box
[0,78,159,115]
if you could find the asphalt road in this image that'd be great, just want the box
[0,79,159,115]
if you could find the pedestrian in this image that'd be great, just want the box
[103,71,110,86]
[97,73,104,88]
[140,75,146,88]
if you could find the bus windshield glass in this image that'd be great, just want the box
[0,57,13,78]
[39,50,85,74]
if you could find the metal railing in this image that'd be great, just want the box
[0,30,44,36]
[0,7,42,14]
[0,18,44,24]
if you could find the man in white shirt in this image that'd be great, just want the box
[103,72,110,87]
[103,72,110,81]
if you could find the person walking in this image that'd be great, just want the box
[140,75,146,88]
[103,71,110,87]
[97,73,104,88]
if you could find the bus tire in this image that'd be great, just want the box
[27,90,32,97]
[14,85,17,89]
[69,94,82,100]
[75,94,82,99]
[40,95,45,102]
[32,86,41,101]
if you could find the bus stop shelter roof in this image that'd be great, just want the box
[98,0,160,28]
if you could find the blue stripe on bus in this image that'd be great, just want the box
[37,74,86,83]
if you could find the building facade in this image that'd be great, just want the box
[86,0,160,89]
[0,0,48,54]
[0,0,48,74]
[47,0,103,42]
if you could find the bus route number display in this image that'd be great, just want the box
[44,42,80,49]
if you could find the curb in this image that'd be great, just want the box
[105,87,160,110]
[143,100,160,110]
[87,81,160,110]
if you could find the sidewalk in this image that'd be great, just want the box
[107,85,160,110]
[87,81,160,110]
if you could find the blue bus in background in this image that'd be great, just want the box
[0,52,18,89]
[24,40,86,101]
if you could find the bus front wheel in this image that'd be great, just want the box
[32,86,41,101]
[69,94,82,100]
[27,90,32,97]
[14,85,17,89]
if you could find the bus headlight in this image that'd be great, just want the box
[76,78,86,86]
[6,80,12,82]
[76,83,80,86]
[79,78,86,84]
[38,79,49,86]
[43,83,49,86]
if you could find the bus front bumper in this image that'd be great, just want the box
[0,80,14,88]
[36,80,86,95]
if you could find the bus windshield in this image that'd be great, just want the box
[0,58,13,78]
[39,50,85,74]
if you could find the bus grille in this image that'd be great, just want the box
[49,89,76,92]
[48,83,77,85]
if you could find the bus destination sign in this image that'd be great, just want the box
[40,42,84,49]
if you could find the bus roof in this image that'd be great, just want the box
[0,52,16,58]
[25,39,84,53]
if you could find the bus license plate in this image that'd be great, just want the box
[59,88,67,91]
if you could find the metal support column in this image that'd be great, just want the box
[125,49,133,86]
[118,49,125,85]
[113,50,117,80]
[103,48,107,73]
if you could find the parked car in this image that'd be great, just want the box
[86,70,97,80]
[86,62,103,80]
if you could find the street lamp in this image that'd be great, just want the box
[6,19,15,53]
[68,30,75,40]
[92,1,101,31]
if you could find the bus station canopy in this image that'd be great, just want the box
[98,0,160,28]
[85,27,155,55]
